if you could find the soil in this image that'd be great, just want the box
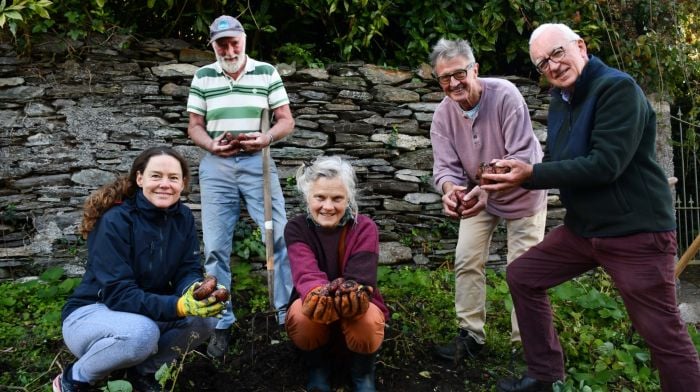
[177,312,510,392]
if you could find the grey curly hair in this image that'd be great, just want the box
[295,155,358,218]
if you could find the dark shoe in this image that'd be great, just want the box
[497,375,554,392]
[52,364,95,392]
[125,368,162,392]
[207,327,231,359]
[304,346,331,392]
[435,329,484,361]
[350,352,377,392]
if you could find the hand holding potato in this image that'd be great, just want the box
[302,285,339,324]
[333,279,373,319]
[177,280,225,318]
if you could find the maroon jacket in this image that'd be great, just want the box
[284,213,390,320]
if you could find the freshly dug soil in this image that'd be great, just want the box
[178,312,502,391]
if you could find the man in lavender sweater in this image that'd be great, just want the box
[429,38,547,362]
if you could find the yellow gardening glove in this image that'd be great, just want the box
[176,282,225,318]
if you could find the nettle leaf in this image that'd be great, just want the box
[637,366,652,378]
[592,369,615,383]
[550,283,581,300]
[615,350,634,364]
[37,285,58,299]
[40,267,64,282]
[40,310,61,325]
[155,362,172,384]
[58,278,80,294]
[576,289,607,309]
[596,341,615,355]
[103,380,133,392]
[0,296,16,306]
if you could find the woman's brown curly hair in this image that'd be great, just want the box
[78,147,191,239]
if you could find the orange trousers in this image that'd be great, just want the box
[285,298,385,354]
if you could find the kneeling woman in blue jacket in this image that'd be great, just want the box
[53,147,223,392]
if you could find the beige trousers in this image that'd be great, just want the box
[454,208,546,343]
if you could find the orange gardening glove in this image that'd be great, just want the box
[301,285,339,324]
[333,279,374,319]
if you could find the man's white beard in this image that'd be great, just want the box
[217,53,245,74]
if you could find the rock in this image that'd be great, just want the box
[679,302,700,323]
[150,63,200,77]
[371,133,431,151]
[296,68,329,81]
[0,77,24,87]
[404,193,441,204]
[372,85,420,103]
[71,169,118,186]
[359,64,413,85]
[379,241,413,265]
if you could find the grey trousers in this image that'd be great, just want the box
[62,303,217,383]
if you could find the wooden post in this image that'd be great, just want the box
[675,233,700,279]
[261,109,275,311]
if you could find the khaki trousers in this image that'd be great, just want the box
[454,208,546,343]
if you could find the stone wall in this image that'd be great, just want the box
[0,34,566,278]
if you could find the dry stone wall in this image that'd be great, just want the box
[1,34,564,278]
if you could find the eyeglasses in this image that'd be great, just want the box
[535,40,578,74]
[436,63,475,86]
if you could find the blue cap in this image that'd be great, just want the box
[209,15,245,43]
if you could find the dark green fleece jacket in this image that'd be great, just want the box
[526,56,675,237]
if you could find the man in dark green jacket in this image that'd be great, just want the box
[481,23,700,392]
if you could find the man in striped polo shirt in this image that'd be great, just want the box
[186,15,295,360]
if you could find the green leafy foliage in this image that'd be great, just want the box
[1,265,699,390]
[546,270,685,391]
[0,0,52,37]
[2,0,697,122]
[232,220,265,261]
[0,267,80,388]
[230,261,269,316]
[380,266,700,391]
[378,266,456,346]
[0,267,78,347]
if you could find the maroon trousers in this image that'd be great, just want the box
[508,225,700,391]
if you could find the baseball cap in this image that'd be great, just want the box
[209,15,245,43]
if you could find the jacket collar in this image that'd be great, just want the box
[133,189,182,218]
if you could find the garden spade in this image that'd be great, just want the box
[260,109,275,312]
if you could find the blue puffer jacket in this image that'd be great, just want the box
[62,190,203,322]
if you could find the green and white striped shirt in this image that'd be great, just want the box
[187,56,290,139]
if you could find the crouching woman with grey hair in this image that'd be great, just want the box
[284,155,389,392]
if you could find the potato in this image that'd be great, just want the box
[193,275,217,300]
[211,288,230,303]
[219,133,250,147]
[454,188,477,215]
[476,162,511,186]
[218,132,235,146]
